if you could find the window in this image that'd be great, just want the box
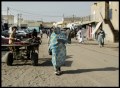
[109,9,112,19]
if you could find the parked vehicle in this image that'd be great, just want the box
[16,30,29,38]
[2,30,24,40]
[1,35,9,44]
[2,30,9,37]
[24,28,33,38]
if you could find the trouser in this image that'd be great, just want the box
[55,66,61,72]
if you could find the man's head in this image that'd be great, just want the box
[12,26,17,33]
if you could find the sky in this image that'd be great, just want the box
[2,1,94,22]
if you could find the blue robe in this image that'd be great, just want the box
[97,31,105,46]
[49,32,67,69]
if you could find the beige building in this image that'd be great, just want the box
[43,22,54,28]
[21,20,43,27]
[2,15,14,26]
[54,17,82,28]
[91,1,119,42]
[20,19,54,28]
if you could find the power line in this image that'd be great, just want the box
[2,10,7,11]
[9,7,63,18]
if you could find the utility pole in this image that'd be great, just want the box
[63,14,64,27]
[63,14,64,19]
[7,7,9,24]
[19,14,22,28]
[73,14,74,23]
[17,14,19,28]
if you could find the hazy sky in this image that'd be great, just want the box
[2,1,94,22]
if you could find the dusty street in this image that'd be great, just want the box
[1,34,119,87]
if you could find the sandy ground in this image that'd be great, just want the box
[1,34,119,87]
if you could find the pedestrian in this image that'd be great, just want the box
[76,28,84,44]
[97,27,105,47]
[31,28,40,53]
[66,28,71,44]
[39,29,43,38]
[9,26,17,44]
[32,28,37,38]
[47,29,51,38]
[48,27,67,75]
[74,28,78,40]
[9,26,17,51]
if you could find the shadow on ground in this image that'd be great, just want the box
[38,56,72,67]
[11,55,73,66]
[61,67,118,75]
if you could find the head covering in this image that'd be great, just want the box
[53,27,61,34]
[9,26,17,34]
[33,28,37,32]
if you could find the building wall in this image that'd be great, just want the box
[109,1,119,31]
[91,2,105,22]
[21,20,43,27]
[102,22,114,42]
[2,15,14,25]
[43,22,54,27]
[91,1,119,42]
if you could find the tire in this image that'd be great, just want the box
[6,52,13,66]
[31,52,38,66]
[20,36,23,40]
[40,40,42,44]
[27,51,30,60]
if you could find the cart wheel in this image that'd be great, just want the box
[31,53,38,66]
[27,52,30,60]
[6,52,13,66]
[20,36,23,40]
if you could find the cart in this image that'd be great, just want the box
[1,38,40,66]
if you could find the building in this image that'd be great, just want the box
[21,20,43,27]
[91,1,119,42]
[2,15,14,27]
[43,22,54,28]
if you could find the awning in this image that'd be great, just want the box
[92,21,103,35]
[81,21,95,25]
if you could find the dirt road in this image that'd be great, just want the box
[1,34,119,87]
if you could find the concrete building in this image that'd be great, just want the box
[21,20,43,27]
[53,17,82,28]
[91,1,119,42]
[20,19,54,28]
[43,22,54,28]
[2,15,14,26]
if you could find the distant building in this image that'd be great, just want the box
[21,20,43,27]
[54,17,82,28]
[2,15,14,27]
[91,1,119,42]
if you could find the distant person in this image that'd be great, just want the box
[76,28,84,44]
[9,26,17,44]
[31,28,41,53]
[39,24,42,33]
[32,28,37,38]
[39,29,43,38]
[47,28,53,39]
[47,29,50,38]
[66,28,71,44]
[9,26,17,51]
[74,28,78,40]
[97,27,105,47]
